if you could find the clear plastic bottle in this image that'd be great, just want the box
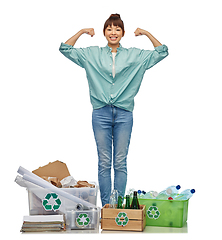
[156,185,181,200]
[166,185,181,194]
[144,191,158,199]
[174,189,195,200]
[109,189,118,208]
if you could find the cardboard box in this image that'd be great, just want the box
[32,160,70,181]
[101,204,146,232]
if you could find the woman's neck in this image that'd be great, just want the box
[108,43,119,53]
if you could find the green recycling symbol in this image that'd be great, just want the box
[76,213,90,227]
[115,212,129,227]
[147,206,160,220]
[42,193,61,211]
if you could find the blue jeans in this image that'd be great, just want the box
[92,105,133,206]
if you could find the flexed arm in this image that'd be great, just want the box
[134,28,162,48]
[60,28,95,67]
[65,28,95,46]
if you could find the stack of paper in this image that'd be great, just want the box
[21,215,65,232]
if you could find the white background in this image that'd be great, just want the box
[1,0,221,239]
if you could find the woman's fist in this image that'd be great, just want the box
[134,28,146,36]
[82,28,95,37]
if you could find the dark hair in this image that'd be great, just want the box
[103,14,125,36]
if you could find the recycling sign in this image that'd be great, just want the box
[147,206,160,220]
[76,213,91,227]
[115,212,129,227]
[42,193,62,211]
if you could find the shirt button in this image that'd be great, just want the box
[112,83,115,85]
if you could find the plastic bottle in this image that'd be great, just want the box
[166,185,181,194]
[174,189,195,200]
[144,191,158,199]
[166,185,181,198]
[109,189,118,208]
[156,185,181,200]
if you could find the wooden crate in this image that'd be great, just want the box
[101,204,146,232]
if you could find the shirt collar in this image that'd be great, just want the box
[105,43,123,52]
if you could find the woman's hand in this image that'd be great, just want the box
[82,28,95,37]
[65,28,95,46]
[134,28,162,47]
[134,28,146,36]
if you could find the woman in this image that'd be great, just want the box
[59,14,168,206]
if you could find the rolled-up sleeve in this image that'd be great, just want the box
[142,44,169,70]
[59,43,87,68]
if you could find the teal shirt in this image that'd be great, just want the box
[59,43,168,112]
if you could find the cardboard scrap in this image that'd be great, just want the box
[32,160,70,181]
[41,176,62,188]
[74,181,95,188]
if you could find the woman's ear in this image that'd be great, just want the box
[122,31,125,37]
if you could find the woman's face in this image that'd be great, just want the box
[104,24,124,47]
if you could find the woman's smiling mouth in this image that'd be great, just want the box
[110,36,118,41]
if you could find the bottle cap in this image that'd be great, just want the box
[152,191,158,197]
[191,189,195,194]
[168,197,173,200]
[166,188,172,194]
[137,190,142,194]
[176,185,181,190]
[76,203,84,210]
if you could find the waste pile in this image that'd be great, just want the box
[15,160,100,232]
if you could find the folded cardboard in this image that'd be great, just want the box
[32,160,70,181]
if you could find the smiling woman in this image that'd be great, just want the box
[59,13,168,206]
